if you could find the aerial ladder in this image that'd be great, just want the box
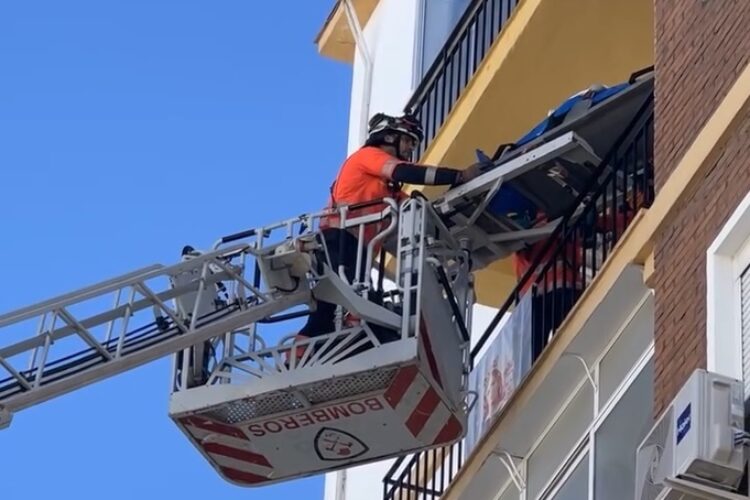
[0,196,475,486]
[0,68,654,487]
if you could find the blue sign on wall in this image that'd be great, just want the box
[676,403,691,445]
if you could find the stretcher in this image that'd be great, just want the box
[434,68,654,269]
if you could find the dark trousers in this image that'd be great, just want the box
[531,287,580,361]
[298,228,363,338]
[297,228,400,350]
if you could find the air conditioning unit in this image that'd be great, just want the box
[635,369,747,500]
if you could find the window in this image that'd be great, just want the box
[707,190,750,396]
[550,453,589,500]
[415,0,471,78]
[598,295,654,409]
[593,359,654,500]
[523,294,654,500]
[530,350,653,500]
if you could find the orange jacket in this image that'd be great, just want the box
[321,146,406,243]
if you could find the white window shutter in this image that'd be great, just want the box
[741,265,750,399]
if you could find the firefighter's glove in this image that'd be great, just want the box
[459,162,485,184]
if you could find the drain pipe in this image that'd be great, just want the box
[342,0,374,146]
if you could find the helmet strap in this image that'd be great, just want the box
[389,133,411,161]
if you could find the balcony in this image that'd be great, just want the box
[383,89,655,500]
[405,0,653,305]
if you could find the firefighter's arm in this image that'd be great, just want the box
[386,162,483,186]
[360,149,485,186]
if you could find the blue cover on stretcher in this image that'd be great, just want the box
[483,81,633,224]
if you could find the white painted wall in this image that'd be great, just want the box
[346,0,421,153]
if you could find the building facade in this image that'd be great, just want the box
[316,0,750,499]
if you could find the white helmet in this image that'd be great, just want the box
[367,112,424,144]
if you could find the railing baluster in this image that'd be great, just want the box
[609,168,617,253]
[457,37,465,94]
[445,58,454,113]
[442,63,451,124]
[633,133,640,215]
[438,74,447,126]
[487,1,495,49]
[572,228,584,297]
[625,142,635,236]
[429,88,438,141]
[448,442,455,481]
[418,451,425,500]
[451,47,460,106]
[490,0,499,36]
[474,10,483,67]
[436,448,450,495]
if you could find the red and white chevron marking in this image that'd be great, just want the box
[383,365,462,446]
[179,416,273,485]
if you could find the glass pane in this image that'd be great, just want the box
[497,482,523,500]
[551,453,589,500]
[527,384,593,499]
[419,0,471,76]
[594,359,654,500]
[598,297,653,407]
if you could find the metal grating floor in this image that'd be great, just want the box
[203,367,398,424]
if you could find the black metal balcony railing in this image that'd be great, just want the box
[407,0,521,159]
[382,95,655,500]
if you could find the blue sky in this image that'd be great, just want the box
[0,1,351,498]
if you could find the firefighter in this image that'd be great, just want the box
[296,112,485,343]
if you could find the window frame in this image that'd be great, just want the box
[707,190,750,382]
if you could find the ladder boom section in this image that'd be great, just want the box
[0,243,309,414]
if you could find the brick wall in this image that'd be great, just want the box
[653,0,750,415]
[654,0,750,190]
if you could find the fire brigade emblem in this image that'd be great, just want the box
[314,427,368,461]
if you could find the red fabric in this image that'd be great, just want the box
[513,214,583,295]
[514,193,644,296]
